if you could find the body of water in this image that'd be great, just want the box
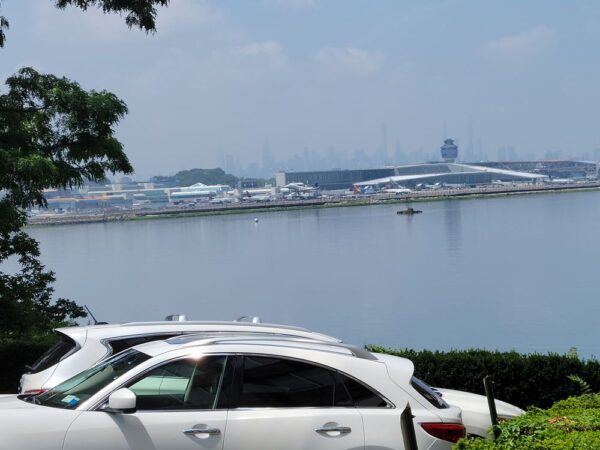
[25,191,600,357]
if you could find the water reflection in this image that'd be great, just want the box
[25,191,600,357]
[443,201,462,256]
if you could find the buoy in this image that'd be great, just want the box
[254,218,259,223]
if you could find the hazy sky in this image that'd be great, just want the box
[2,0,600,177]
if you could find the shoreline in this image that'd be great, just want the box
[27,181,600,226]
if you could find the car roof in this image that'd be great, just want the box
[133,333,379,362]
[130,335,417,387]
[55,321,341,346]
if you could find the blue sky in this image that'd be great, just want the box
[2,0,600,177]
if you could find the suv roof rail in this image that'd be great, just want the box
[166,334,376,361]
[234,316,262,324]
[118,320,309,332]
[165,314,187,322]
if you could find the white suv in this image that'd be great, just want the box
[20,320,523,439]
[20,320,340,394]
[3,335,465,450]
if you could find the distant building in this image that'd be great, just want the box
[474,160,598,179]
[276,168,399,190]
[276,161,571,192]
[440,139,458,163]
[353,163,547,190]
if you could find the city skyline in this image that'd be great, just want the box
[212,130,600,179]
[4,1,600,178]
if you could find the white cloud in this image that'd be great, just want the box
[486,25,555,60]
[230,41,285,69]
[315,47,384,75]
[232,41,282,57]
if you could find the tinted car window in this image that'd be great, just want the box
[411,377,449,409]
[128,355,227,410]
[108,334,180,355]
[27,333,78,374]
[238,356,343,408]
[337,373,389,407]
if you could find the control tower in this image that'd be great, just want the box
[440,138,458,163]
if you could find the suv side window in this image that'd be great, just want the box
[127,355,227,410]
[107,334,181,355]
[337,373,389,407]
[237,355,353,408]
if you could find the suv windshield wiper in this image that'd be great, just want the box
[22,394,41,405]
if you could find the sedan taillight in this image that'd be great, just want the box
[421,422,466,443]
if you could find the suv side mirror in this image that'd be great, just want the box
[106,388,137,414]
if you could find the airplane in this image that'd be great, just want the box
[209,197,235,204]
[245,194,272,202]
[382,188,412,195]
[547,178,575,184]
[491,180,516,186]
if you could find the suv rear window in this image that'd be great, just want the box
[107,334,180,355]
[27,333,79,374]
[411,377,449,409]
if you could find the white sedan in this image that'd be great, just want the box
[1,334,465,450]
[435,388,523,438]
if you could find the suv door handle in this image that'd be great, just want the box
[315,425,352,434]
[183,426,221,436]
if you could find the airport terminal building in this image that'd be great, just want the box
[276,139,598,191]
[276,163,550,190]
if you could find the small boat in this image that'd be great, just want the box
[397,207,422,215]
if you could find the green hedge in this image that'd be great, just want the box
[0,336,58,393]
[455,394,600,449]
[367,346,600,409]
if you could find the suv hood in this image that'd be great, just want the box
[0,396,80,449]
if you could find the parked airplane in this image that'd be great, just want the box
[382,188,412,194]
[547,178,575,184]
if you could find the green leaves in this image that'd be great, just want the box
[0,67,133,336]
[0,199,86,336]
[173,168,239,187]
[1,1,168,48]
[0,16,8,48]
[0,1,160,337]
[54,0,169,32]
[456,395,600,449]
[0,67,132,209]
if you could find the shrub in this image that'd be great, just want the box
[455,394,600,449]
[367,346,600,409]
[0,336,57,393]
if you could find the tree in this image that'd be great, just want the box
[0,67,133,335]
[174,168,239,187]
[0,15,8,48]
[0,1,169,335]
[0,0,168,48]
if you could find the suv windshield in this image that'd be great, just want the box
[33,349,150,409]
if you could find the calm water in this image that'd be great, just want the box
[25,191,600,357]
